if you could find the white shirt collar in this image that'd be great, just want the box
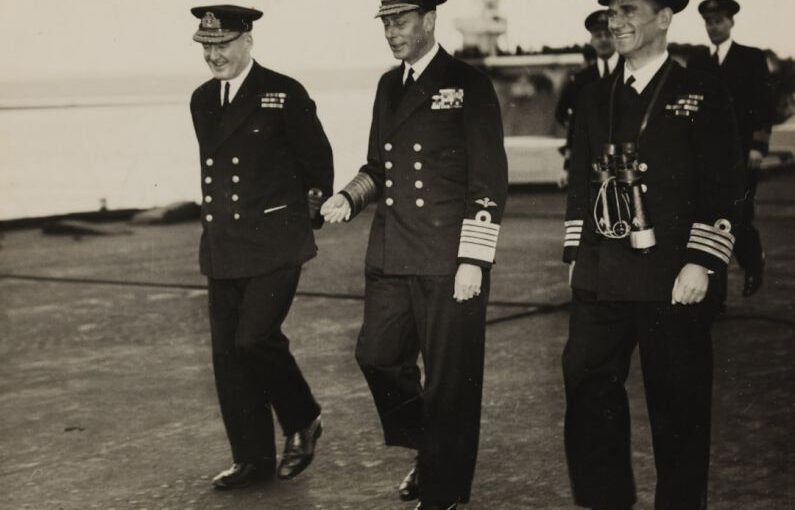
[598,52,620,78]
[711,38,733,65]
[221,57,254,105]
[403,42,440,84]
[624,50,669,94]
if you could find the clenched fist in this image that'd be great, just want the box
[454,263,483,302]
[671,263,709,305]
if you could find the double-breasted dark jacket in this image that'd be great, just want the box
[563,59,745,301]
[344,47,509,275]
[689,42,773,157]
[190,61,334,279]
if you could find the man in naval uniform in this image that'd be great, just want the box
[189,4,333,490]
[562,0,745,509]
[689,0,773,296]
[320,1,508,508]
[555,9,621,187]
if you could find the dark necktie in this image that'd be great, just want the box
[404,67,416,90]
[711,50,721,67]
[222,81,230,108]
[600,58,610,78]
[625,75,637,94]
[394,67,415,107]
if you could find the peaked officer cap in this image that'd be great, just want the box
[585,10,610,32]
[375,0,447,18]
[598,0,689,14]
[191,4,263,44]
[698,0,740,17]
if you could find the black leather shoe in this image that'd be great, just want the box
[398,462,419,501]
[211,463,274,490]
[277,415,322,480]
[742,258,765,297]
[415,502,457,510]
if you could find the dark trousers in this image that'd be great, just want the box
[355,266,490,504]
[734,170,764,272]
[563,289,720,510]
[207,266,320,467]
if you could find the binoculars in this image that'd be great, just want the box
[591,143,656,253]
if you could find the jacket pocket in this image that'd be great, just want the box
[263,205,288,215]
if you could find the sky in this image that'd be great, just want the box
[1,0,794,81]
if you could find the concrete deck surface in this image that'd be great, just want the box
[1,174,793,510]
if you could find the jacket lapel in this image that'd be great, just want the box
[586,65,600,82]
[614,56,626,78]
[384,48,451,139]
[721,42,739,72]
[388,64,406,112]
[209,62,261,153]
[193,80,222,148]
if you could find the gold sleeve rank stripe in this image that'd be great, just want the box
[459,219,500,263]
[564,219,584,247]
[687,222,735,264]
[687,240,732,264]
[461,223,499,237]
[340,172,379,216]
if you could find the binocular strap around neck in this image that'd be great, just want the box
[607,59,674,150]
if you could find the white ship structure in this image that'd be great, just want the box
[455,0,583,183]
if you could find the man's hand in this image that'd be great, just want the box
[454,263,482,302]
[557,170,569,189]
[320,194,351,223]
[569,261,575,286]
[748,149,764,169]
[671,263,710,305]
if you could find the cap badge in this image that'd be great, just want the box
[201,12,221,30]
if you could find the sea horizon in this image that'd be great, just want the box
[0,69,386,221]
[0,67,388,109]
[2,68,793,222]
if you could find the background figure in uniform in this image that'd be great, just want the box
[689,0,773,296]
[562,0,745,509]
[321,1,508,508]
[555,9,621,188]
[188,4,332,490]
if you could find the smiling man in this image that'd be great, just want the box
[188,4,333,490]
[561,0,745,509]
[320,1,508,509]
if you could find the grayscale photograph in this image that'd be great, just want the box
[0,1,792,509]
